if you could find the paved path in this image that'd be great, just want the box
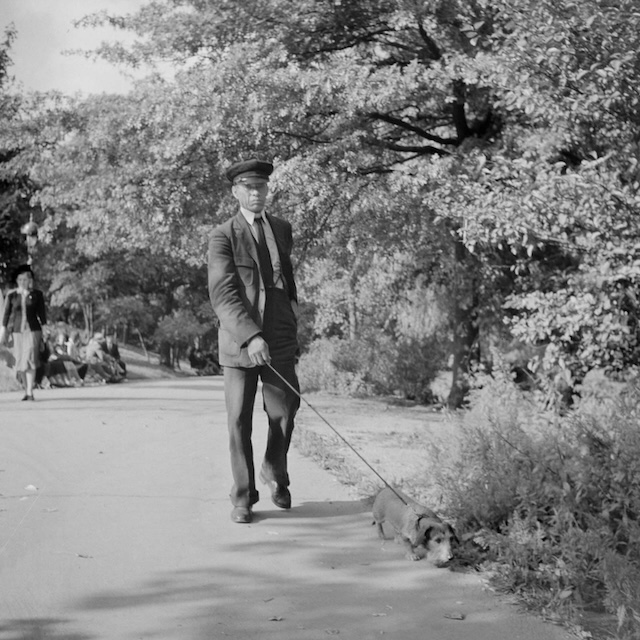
[0,378,573,640]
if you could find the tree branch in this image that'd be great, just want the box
[271,130,333,144]
[451,80,470,140]
[367,138,450,155]
[417,21,442,60]
[368,112,458,146]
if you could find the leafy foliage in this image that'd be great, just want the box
[4,0,640,391]
[432,374,640,634]
[0,25,40,281]
[1,0,639,623]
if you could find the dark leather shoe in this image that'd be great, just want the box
[230,506,253,523]
[259,471,291,509]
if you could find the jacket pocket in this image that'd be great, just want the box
[219,327,240,357]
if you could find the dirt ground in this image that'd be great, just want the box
[0,374,577,640]
[128,344,457,505]
[292,392,460,507]
[0,347,594,638]
[1,344,458,501]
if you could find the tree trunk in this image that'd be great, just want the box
[447,302,479,409]
[82,303,93,336]
[447,237,480,409]
[159,286,176,368]
[136,328,149,362]
[347,296,357,341]
[159,341,172,368]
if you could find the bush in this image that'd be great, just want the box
[431,373,640,636]
[297,337,369,396]
[297,333,446,402]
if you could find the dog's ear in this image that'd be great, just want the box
[446,523,459,544]
[413,517,437,545]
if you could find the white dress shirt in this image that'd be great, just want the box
[239,207,285,289]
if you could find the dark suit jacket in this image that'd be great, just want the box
[2,288,47,333]
[208,211,297,368]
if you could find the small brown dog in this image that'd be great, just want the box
[372,487,456,564]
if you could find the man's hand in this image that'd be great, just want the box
[247,335,271,366]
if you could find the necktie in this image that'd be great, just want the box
[254,216,274,288]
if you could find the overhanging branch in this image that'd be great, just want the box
[367,138,450,155]
[368,112,458,146]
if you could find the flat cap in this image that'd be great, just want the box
[225,158,274,183]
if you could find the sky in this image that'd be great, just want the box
[1,0,148,95]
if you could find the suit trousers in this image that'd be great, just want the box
[224,360,300,507]
[223,289,300,507]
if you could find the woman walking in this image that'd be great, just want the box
[0,265,47,401]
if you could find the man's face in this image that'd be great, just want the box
[231,177,269,213]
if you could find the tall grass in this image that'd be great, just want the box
[430,372,640,637]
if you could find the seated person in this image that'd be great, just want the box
[45,330,85,387]
[188,346,221,375]
[85,332,125,383]
[105,334,126,375]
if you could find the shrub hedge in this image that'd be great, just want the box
[298,333,446,402]
[431,373,640,638]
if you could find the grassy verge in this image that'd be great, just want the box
[291,380,638,640]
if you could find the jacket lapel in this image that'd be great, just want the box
[233,212,260,267]
[265,212,285,256]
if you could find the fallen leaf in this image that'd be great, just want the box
[76,554,93,559]
[372,613,387,617]
[443,611,465,620]
[263,597,274,603]
[325,630,340,635]
[25,485,38,491]
[268,616,283,622]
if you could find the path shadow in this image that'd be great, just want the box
[70,525,488,640]
[0,617,92,640]
[252,499,369,522]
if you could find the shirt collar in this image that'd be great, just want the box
[240,207,265,225]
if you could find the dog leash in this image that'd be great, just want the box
[266,363,411,507]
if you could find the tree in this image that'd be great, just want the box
[0,26,41,282]
[8,0,640,401]
[70,0,503,403]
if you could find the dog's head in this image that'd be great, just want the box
[415,517,456,567]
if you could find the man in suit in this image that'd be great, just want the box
[208,158,300,523]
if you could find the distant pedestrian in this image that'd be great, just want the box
[0,265,47,401]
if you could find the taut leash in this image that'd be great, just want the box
[266,362,410,506]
